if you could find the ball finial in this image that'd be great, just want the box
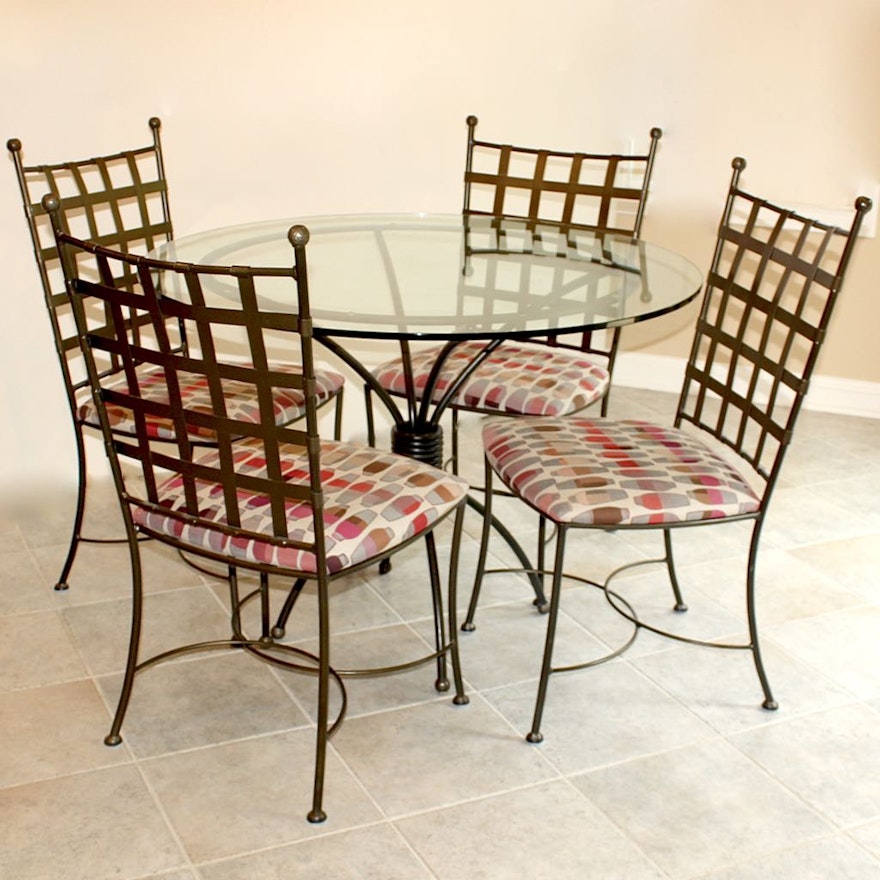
[289,225,310,247]
[6,138,21,153]
[149,117,161,131]
[41,193,60,213]
[732,156,747,171]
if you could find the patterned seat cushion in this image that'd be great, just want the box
[372,340,610,416]
[483,417,761,527]
[77,363,345,440]
[131,438,468,574]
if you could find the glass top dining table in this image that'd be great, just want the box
[155,212,704,341]
[156,212,704,602]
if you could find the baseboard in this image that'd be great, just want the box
[614,352,880,420]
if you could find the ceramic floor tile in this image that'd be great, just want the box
[330,695,556,816]
[631,640,854,735]
[731,703,880,828]
[397,780,665,880]
[96,652,310,758]
[141,730,381,861]
[791,534,880,604]
[266,621,455,721]
[699,835,880,879]
[62,584,233,676]
[0,610,87,692]
[0,547,57,615]
[453,597,611,691]
[850,819,880,860]
[199,824,433,880]
[572,739,832,878]
[0,765,186,880]
[484,660,714,774]
[768,605,880,699]
[0,678,128,788]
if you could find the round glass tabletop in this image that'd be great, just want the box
[155,213,704,341]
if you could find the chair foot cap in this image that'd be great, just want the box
[461,621,476,632]
[526,731,544,744]
[762,699,779,711]
[307,809,327,824]
[435,678,450,693]
[104,733,122,747]
[674,603,688,612]
[535,601,550,615]
[378,559,392,575]
[270,626,286,639]
[453,694,470,706]
[54,582,70,591]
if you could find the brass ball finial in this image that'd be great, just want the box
[289,225,310,246]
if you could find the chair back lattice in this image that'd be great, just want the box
[48,201,327,570]
[676,157,871,489]
[461,116,662,367]
[7,118,180,400]
[463,115,662,242]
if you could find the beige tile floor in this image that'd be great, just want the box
[1,388,879,879]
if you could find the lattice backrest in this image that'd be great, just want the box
[7,118,175,393]
[463,115,662,241]
[49,199,324,558]
[676,157,871,486]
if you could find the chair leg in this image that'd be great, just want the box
[271,578,307,638]
[364,384,376,447]
[527,525,568,744]
[332,387,344,441]
[663,528,688,612]
[423,530,450,692]
[746,523,778,710]
[104,523,144,747]
[447,506,469,706]
[462,455,495,631]
[55,427,89,591]
[308,572,331,824]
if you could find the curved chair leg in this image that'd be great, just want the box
[462,456,495,631]
[55,428,89,590]
[423,530,449,692]
[663,528,688,612]
[272,578,307,638]
[746,522,778,710]
[104,523,145,747]
[527,526,568,744]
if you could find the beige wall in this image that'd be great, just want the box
[2,0,879,489]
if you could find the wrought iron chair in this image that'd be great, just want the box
[46,197,470,823]
[469,158,871,741]
[364,115,662,464]
[7,119,345,590]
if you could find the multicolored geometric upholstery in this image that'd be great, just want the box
[372,341,610,417]
[77,362,345,440]
[132,437,469,574]
[483,416,761,527]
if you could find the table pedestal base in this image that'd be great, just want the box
[392,422,444,468]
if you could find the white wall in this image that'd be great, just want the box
[3,0,879,491]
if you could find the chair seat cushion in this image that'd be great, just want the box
[78,363,345,440]
[483,417,761,526]
[131,438,468,574]
[372,341,610,416]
